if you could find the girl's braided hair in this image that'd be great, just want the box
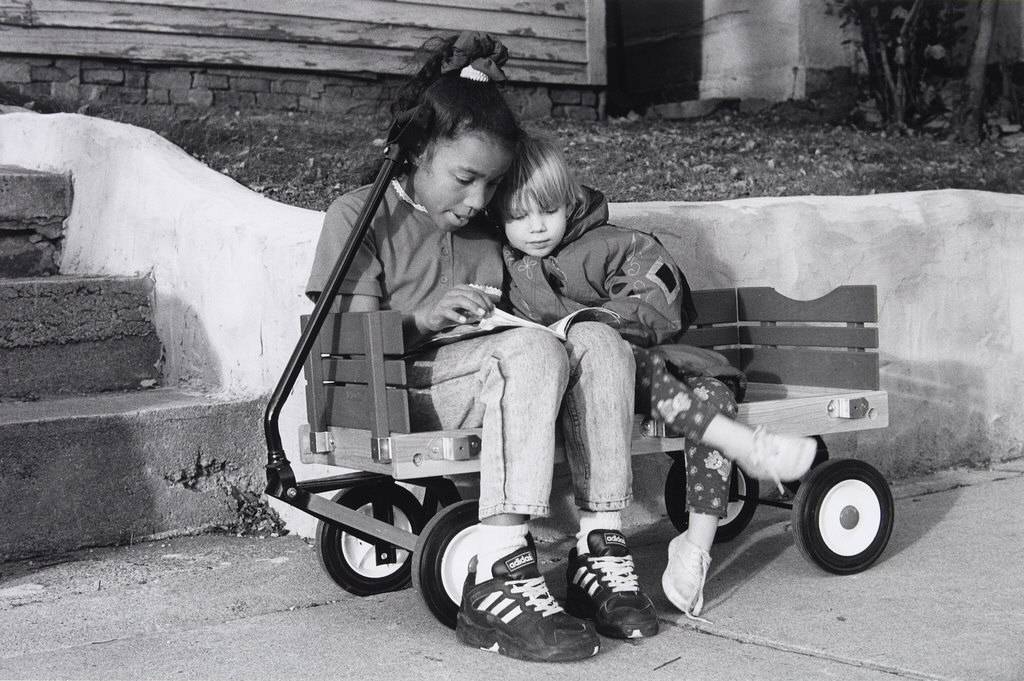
[390,32,522,157]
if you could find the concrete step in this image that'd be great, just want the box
[0,388,267,562]
[0,165,71,277]
[0,275,162,398]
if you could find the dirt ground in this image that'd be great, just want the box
[83,96,1024,213]
[4,83,1023,211]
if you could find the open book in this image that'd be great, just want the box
[411,307,621,352]
[478,307,620,340]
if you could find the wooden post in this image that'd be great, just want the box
[586,0,608,86]
[362,312,391,441]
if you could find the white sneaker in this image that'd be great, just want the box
[661,533,711,620]
[737,426,817,492]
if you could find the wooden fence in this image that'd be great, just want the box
[0,0,607,86]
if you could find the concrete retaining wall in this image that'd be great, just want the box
[612,193,1024,479]
[0,112,322,397]
[0,111,325,535]
[1,111,1021,537]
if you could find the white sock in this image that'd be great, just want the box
[576,510,622,555]
[474,523,529,584]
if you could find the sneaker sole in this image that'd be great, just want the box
[455,612,600,663]
[593,617,659,640]
[565,588,660,639]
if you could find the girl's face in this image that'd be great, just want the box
[410,132,512,233]
[503,202,568,258]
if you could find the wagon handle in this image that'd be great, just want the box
[263,105,432,495]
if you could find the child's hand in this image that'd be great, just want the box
[420,284,497,332]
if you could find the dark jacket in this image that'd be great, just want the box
[503,186,746,399]
[502,186,697,347]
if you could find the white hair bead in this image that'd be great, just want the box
[459,65,489,82]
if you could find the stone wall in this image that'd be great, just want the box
[0,55,601,120]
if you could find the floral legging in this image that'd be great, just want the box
[635,349,739,518]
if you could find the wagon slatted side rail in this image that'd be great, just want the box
[681,285,888,437]
[300,310,482,480]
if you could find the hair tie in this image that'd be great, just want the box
[440,31,509,82]
[459,65,490,82]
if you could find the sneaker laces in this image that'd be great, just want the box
[668,537,712,624]
[679,543,710,581]
[589,555,640,593]
[509,576,565,617]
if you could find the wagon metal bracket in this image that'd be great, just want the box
[827,397,875,420]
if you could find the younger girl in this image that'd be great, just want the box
[306,33,657,662]
[492,134,817,620]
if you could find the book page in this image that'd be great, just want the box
[547,307,621,338]
[477,308,551,335]
[415,306,621,352]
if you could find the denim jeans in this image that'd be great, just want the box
[406,322,635,520]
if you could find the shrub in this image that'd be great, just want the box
[829,0,968,129]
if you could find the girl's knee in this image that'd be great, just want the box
[688,376,737,414]
[568,322,634,369]
[496,328,569,376]
[572,320,627,347]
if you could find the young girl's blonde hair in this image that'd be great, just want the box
[493,134,586,223]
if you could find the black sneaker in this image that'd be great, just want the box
[565,530,660,639]
[456,545,600,662]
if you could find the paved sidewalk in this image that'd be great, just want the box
[1,460,1022,681]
